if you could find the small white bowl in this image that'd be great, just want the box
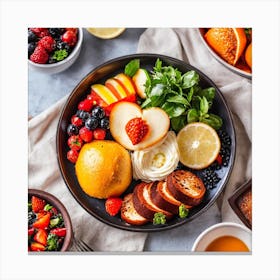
[28,27,83,74]
[192,222,252,252]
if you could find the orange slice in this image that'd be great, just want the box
[204,28,247,66]
[245,43,252,69]
[86,28,125,39]
[177,122,221,170]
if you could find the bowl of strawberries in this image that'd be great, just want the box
[28,27,83,74]
[28,189,73,252]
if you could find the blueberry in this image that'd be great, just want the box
[92,106,105,119]
[28,29,37,42]
[99,117,110,129]
[85,117,99,130]
[55,40,71,52]
[49,28,64,38]
[76,110,90,122]
[28,42,36,57]
[67,124,79,136]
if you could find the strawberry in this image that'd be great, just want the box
[62,30,77,47]
[28,227,35,236]
[31,196,46,213]
[79,127,93,142]
[67,135,83,151]
[30,45,49,64]
[29,28,49,38]
[34,229,48,246]
[67,149,79,163]
[78,99,94,112]
[50,227,67,237]
[71,115,83,127]
[93,128,106,140]
[30,242,45,251]
[125,117,149,145]
[216,154,223,165]
[105,197,123,216]
[38,36,55,52]
[33,212,51,229]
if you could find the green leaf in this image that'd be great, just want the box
[124,59,140,77]
[199,87,215,102]
[141,97,152,108]
[171,116,187,132]
[149,83,165,97]
[153,212,166,225]
[167,95,190,106]
[181,70,199,89]
[200,96,209,115]
[154,58,162,72]
[187,108,199,123]
[162,102,185,118]
[52,49,68,61]
[201,113,223,130]
[44,204,53,211]
[179,204,189,218]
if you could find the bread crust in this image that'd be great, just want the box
[166,170,205,206]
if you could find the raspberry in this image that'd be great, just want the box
[38,36,55,52]
[29,28,49,38]
[125,117,149,145]
[30,46,49,64]
[105,197,122,216]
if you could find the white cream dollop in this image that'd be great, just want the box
[131,131,179,182]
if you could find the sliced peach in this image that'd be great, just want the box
[110,101,170,151]
[91,84,118,105]
[114,73,136,96]
[105,78,127,100]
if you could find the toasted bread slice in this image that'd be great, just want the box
[121,193,148,225]
[133,182,173,221]
[166,170,205,206]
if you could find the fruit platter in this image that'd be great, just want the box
[57,54,236,232]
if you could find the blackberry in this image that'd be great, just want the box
[92,106,105,119]
[28,42,36,57]
[201,168,221,189]
[55,40,71,52]
[28,29,37,42]
[28,211,36,226]
[220,146,231,167]
[85,116,99,130]
[67,124,79,136]
[49,28,64,38]
[99,117,110,129]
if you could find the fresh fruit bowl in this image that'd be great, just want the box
[28,189,73,251]
[198,28,252,80]
[56,54,236,232]
[28,27,83,74]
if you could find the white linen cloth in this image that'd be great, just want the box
[28,28,251,252]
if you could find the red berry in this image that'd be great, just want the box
[50,227,67,237]
[93,128,106,140]
[62,30,77,47]
[78,99,93,112]
[105,197,123,216]
[67,149,79,163]
[38,36,55,52]
[30,46,49,64]
[30,242,45,251]
[125,117,149,145]
[33,212,51,229]
[79,127,93,142]
[65,28,78,34]
[31,196,46,213]
[71,115,83,127]
[34,229,48,246]
[216,154,223,165]
[30,28,49,38]
[67,135,83,151]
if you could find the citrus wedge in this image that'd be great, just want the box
[86,28,125,39]
[204,28,247,66]
[177,122,221,170]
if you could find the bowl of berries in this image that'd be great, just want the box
[28,27,83,74]
[28,189,73,252]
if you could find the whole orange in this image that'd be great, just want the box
[245,43,252,69]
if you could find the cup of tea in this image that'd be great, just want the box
[191,222,251,252]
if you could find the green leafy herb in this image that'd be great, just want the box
[28,202,32,212]
[137,58,223,131]
[153,212,166,225]
[52,49,68,62]
[124,59,140,77]
[46,233,59,251]
[179,204,189,218]
[44,204,53,211]
[49,213,64,228]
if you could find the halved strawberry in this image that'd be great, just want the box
[30,242,45,251]
[125,117,149,145]
[31,196,46,213]
[105,197,123,216]
[33,212,51,229]
[34,229,48,246]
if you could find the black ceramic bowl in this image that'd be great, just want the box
[57,54,236,232]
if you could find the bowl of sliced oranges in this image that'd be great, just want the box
[198,28,252,79]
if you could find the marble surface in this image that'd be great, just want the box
[28,28,221,251]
